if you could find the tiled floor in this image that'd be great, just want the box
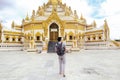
[0,50,120,80]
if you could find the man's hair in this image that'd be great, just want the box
[57,37,62,42]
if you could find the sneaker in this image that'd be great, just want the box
[63,75,65,77]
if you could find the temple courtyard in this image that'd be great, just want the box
[0,50,120,80]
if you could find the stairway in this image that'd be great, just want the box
[112,41,120,47]
[47,41,57,53]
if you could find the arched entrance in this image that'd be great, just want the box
[48,23,59,53]
[49,23,59,41]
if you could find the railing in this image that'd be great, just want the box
[35,42,43,51]
[84,42,107,50]
[84,42,119,50]
[66,41,73,46]
[0,43,23,51]
[23,41,43,50]
[0,43,43,51]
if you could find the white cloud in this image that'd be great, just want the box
[98,0,120,40]
[63,0,94,23]
[0,0,48,28]
[101,0,120,16]
[0,0,120,40]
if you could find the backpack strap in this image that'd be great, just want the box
[57,42,62,48]
[60,42,62,48]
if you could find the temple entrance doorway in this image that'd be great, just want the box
[48,23,59,53]
[49,23,59,41]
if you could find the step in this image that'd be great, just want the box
[27,49,37,52]
[71,48,80,52]
[47,41,57,53]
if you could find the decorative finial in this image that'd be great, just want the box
[25,13,29,20]
[93,20,97,27]
[32,10,35,16]
[22,19,25,23]
[69,6,73,14]
[104,19,108,27]
[49,0,58,5]
[11,21,14,28]
[58,0,62,3]
[103,19,110,41]
[80,13,84,20]
[38,6,41,10]
[74,10,78,19]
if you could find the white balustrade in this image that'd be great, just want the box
[0,43,23,51]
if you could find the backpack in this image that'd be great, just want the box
[56,42,65,56]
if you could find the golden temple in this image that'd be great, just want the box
[0,0,119,52]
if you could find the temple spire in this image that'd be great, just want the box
[104,19,108,27]
[74,10,78,19]
[25,13,29,20]
[49,0,62,4]
[93,20,97,27]
[103,19,110,41]
[80,14,84,20]
[11,21,15,29]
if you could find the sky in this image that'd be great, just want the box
[0,0,120,40]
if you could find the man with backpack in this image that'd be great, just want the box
[55,37,66,77]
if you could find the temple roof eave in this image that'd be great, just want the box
[85,28,103,33]
[3,30,23,36]
[22,21,43,26]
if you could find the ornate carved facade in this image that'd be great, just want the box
[0,0,116,51]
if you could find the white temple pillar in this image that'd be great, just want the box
[85,36,87,42]
[1,34,5,43]
[96,35,98,41]
[21,37,24,42]
[90,35,93,41]
[16,37,18,42]
[9,36,12,42]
